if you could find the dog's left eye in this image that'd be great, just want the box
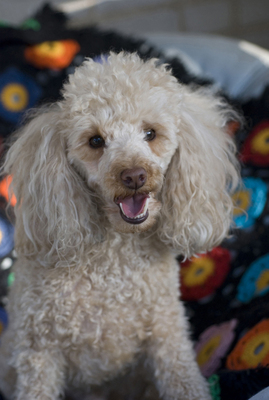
[89,135,105,149]
[144,129,156,141]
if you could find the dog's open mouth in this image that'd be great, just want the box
[115,193,150,224]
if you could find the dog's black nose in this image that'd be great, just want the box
[121,168,147,190]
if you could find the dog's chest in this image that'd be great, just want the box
[55,267,153,341]
[53,263,156,382]
[15,241,177,383]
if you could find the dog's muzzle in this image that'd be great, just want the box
[114,167,150,224]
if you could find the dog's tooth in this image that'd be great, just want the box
[119,203,127,217]
[141,198,149,215]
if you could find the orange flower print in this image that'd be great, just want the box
[24,40,80,69]
[0,175,16,207]
[226,319,269,370]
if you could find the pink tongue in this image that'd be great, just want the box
[121,193,149,218]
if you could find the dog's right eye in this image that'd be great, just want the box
[89,135,105,149]
[144,129,156,142]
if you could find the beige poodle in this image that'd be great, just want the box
[0,52,239,400]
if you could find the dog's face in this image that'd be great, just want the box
[5,52,239,264]
[64,54,181,233]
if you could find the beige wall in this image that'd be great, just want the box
[1,0,269,50]
[77,0,269,50]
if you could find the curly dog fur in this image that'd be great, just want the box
[0,52,239,400]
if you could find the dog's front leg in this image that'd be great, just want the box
[147,300,211,400]
[12,348,66,400]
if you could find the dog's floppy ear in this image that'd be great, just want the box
[4,107,102,267]
[159,87,240,258]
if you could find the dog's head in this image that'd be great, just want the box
[64,53,180,235]
[5,52,240,266]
